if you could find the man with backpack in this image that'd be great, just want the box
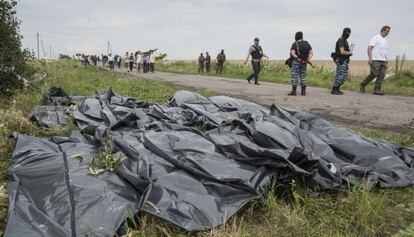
[243,37,269,85]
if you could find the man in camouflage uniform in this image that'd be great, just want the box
[205,52,211,73]
[198,53,205,73]
[216,49,226,74]
[331,28,353,95]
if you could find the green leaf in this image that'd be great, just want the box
[88,167,105,176]
[73,155,83,164]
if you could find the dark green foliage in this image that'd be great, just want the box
[0,0,32,95]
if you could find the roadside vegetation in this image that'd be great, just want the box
[0,60,413,236]
[157,60,414,96]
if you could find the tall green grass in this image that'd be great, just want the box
[158,61,414,96]
[0,59,413,236]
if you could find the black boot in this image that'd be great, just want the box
[301,86,306,96]
[288,85,297,96]
[359,83,366,93]
[373,86,385,95]
[337,85,344,95]
[331,86,343,95]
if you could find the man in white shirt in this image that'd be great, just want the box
[136,52,142,73]
[360,26,391,95]
[149,52,156,73]
[108,53,115,70]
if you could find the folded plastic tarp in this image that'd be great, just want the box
[6,89,414,235]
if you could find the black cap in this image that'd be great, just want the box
[254,37,260,41]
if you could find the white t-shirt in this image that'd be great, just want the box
[369,34,388,61]
[136,55,142,63]
[108,55,114,62]
[150,54,156,63]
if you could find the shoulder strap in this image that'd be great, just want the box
[296,41,300,56]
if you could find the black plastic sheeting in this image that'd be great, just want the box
[5,132,139,237]
[28,106,71,129]
[6,89,414,235]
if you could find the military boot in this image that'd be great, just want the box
[301,86,306,96]
[331,87,343,95]
[288,85,297,96]
[373,86,385,95]
[359,83,366,93]
[337,85,344,95]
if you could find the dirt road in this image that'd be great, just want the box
[106,67,414,134]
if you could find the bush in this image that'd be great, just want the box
[0,0,32,96]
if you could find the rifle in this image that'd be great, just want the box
[295,41,315,68]
[297,58,315,68]
[306,60,316,68]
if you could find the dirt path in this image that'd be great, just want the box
[105,67,414,134]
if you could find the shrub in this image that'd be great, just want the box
[0,0,32,96]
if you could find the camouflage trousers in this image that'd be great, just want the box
[333,59,349,87]
[291,59,307,86]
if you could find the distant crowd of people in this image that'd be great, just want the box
[78,50,159,73]
[103,50,158,73]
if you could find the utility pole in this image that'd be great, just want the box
[49,46,52,60]
[107,41,112,55]
[40,40,46,58]
[37,32,40,59]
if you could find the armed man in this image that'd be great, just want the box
[288,32,313,96]
[216,50,226,74]
[244,37,268,85]
[198,53,205,73]
[331,28,353,95]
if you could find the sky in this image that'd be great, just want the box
[16,0,414,60]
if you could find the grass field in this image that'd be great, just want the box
[0,59,413,236]
[157,60,414,96]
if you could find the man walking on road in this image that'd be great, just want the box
[244,37,268,85]
[216,50,226,74]
[360,26,391,96]
[150,51,156,73]
[331,28,353,95]
[108,53,115,70]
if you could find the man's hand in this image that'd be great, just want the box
[368,58,372,65]
[243,60,248,65]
